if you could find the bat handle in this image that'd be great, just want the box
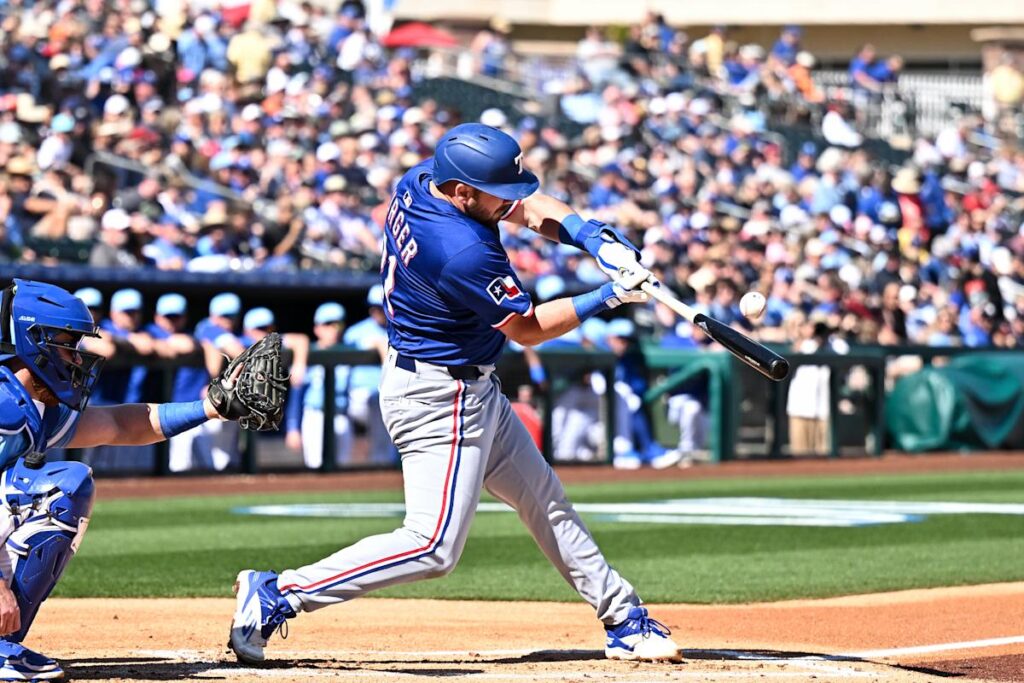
[639,280,696,323]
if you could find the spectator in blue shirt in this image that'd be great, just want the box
[342,285,395,465]
[849,43,901,95]
[789,142,819,181]
[176,15,228,84]
[240,307,309,455]
[606,319,669,470]
[83,288,156,471]
[771,26,802,66]
[299,302,354,469]
[189,293,246,470]
[143,293,222,471]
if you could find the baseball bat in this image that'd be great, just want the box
[640,281,790,382]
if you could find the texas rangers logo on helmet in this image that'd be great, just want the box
[487,276,523,305]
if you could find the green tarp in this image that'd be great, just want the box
[886,354,1024,451]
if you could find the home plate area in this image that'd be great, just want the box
[51,646,926,683]
[32,585,1024,682]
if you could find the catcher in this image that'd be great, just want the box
[0,278,286,681]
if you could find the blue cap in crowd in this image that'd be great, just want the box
[367,285,385,307]
[314,302,346,325]
[581,317,608,345]
[606,318,636,338]
[244,307,275,330]
[535,275,566,302]
[74,287,103,309]
[209,293,241,317]
[51,113,75,134]
[209,152,233,172]
[110,288,143,313]
[156,293,187,317]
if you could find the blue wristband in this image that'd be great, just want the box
[557,215,603,253]
[529,364,548,384]
[572,283,616,322]
[157,400,210,438]
[558,215,639,260]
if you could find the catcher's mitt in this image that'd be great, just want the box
[207,332,288,431]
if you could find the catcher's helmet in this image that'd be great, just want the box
[432,123,539,201]
[0,279,104,410]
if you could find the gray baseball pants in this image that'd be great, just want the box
[277,348,639,624]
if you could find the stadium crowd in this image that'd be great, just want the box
[2,1,1024,470]
[2,3,1022,352]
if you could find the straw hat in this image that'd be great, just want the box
[891,167,921,194]
[15,94,50,124]
[201,205,229,230]
[5,157,35,177]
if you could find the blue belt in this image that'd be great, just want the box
[395,353,484,381]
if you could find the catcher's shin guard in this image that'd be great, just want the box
[3,460,94,641]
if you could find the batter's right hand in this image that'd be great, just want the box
[0,581,21,636]
[600,279,651,309]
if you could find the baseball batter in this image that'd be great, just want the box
[230,123,681,664]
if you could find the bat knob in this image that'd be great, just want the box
[768,358,790,381]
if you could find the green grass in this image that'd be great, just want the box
[56,469,1024,604]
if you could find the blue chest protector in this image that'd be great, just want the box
[0,367,94,644]
[0,368,81,469]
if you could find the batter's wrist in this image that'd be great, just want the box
[572,284,617,322]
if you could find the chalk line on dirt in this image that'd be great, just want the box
[841,635,1024,659]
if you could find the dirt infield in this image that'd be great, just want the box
[33,582,1024,682]
[66,454,1024,681]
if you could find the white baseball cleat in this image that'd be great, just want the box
[0,640,63,681]
[228,570,296,665]
[604,607,683,662]
[649,449,685,470]
[612,453,644,470]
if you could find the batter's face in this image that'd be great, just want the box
[456,185,513,227]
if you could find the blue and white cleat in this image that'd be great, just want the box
[0,640,63,681]
[228,570,296,665]
[604,607,682,662]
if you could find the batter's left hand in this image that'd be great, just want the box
[595,230,645,282]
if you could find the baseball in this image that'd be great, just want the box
[739,292,767,320]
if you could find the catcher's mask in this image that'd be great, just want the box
[0,279,105,411]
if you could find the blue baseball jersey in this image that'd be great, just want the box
[302,364,350,412]
[91,320,147,405]
[343,317,386,391]
[380,160,533,366]
[195,318,238,351]
[0,367,79,471]
[144,323,210,403]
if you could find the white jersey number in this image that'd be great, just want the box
[382,254,397,318]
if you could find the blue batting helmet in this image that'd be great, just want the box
[432,123,539,201]
[0,279,104,411]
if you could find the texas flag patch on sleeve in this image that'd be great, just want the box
[487,276,523,305]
